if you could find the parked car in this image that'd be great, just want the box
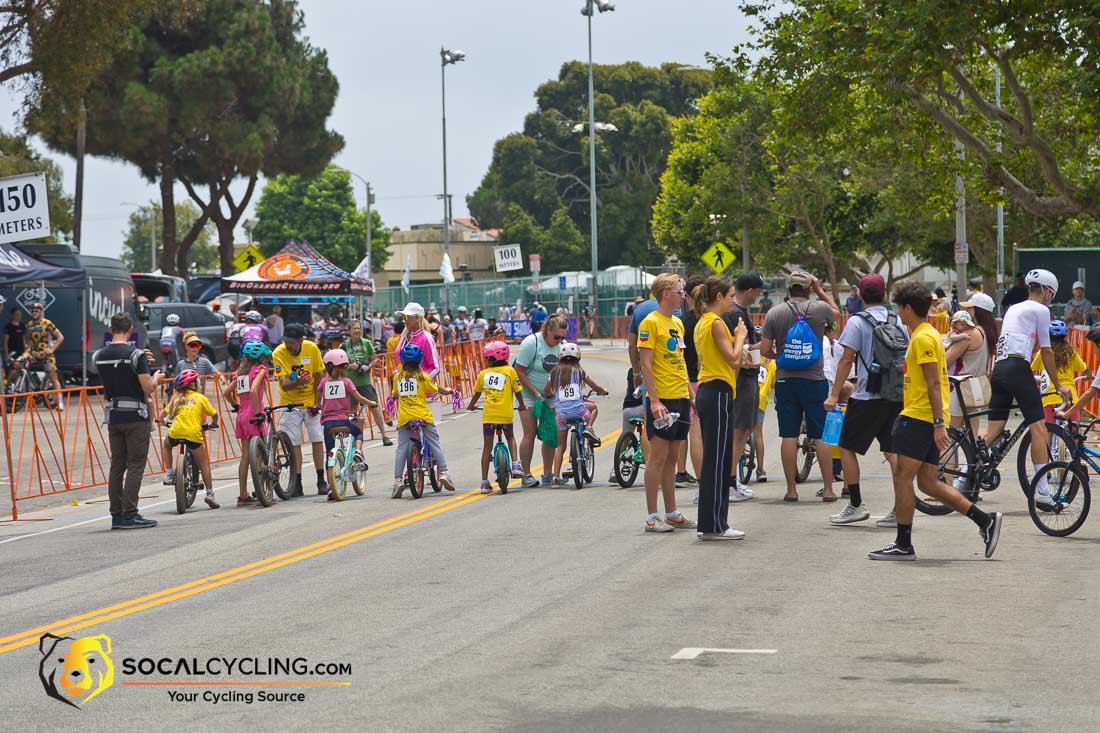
[187,275,221,304]
[140,302,228,365]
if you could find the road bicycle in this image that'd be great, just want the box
[613,417,646,488]
[923,375,1074,516]
[7,354,56,411]
[249,403,301,507]
[1026,417,1098,536]
[398,418,441,499]
[173,423,218,514]
[795,418,816,484]
[738,432,757,486]
[325,421,368,501]
[488,423,513,493]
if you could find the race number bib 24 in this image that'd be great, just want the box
[483,372,506,391]
[397,378,418,397]
[236,375,250,394]
[325,380,347,400]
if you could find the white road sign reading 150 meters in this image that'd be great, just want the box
[0,172,50,244]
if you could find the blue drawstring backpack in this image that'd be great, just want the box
[776,302,821,370]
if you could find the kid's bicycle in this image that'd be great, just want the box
[738,433,757,486]
[1026,417,1097,536]
[613,417,646,488]
[326,423,368,501]
[489,424,512,493]
[565,390,602,490]
[173,423,218,514]
[398,418,440,499]
[249,403,301,507]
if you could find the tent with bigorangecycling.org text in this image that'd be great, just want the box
[221,240,372,296]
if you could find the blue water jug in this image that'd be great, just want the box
[822,407,844,446]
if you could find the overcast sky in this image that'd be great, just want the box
[0,0,750,263]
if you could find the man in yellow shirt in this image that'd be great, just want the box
[272,323,326,497]
[637,273,695,533]
[871,283,1003,561]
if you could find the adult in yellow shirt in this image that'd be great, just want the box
[871,283,1002,562]
[637,273,695,533]
[271,323,326,497]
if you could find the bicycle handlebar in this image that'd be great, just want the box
[264,403,303,413]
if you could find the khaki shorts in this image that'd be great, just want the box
[278,406,324,445]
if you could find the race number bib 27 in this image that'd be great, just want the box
[236,374,250,394]
[557,383,581,402]
[397,378,418,397]
[325,380,347,400]
[483,372,506,391]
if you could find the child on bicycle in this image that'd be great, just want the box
[224,340,271,507]
[543,342,607,484]
[316,348,377,501]
[468,340,525,494]
[159,369,219,509]
[391,343,456,496]
[1032,320,1093,422]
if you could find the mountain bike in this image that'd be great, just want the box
[326,423,368,501]
[399,419,440,499]
[738,432,757,486]
[173,423,218,514]
[488,424,512,493]
[249,403,301,507]
[1026,417,1097,536]
[613,417,646,488]
[922,375,1073,515]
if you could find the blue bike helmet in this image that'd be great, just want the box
[241,341,272,360]
[1049,320,1069,338]
[399,343,423,365]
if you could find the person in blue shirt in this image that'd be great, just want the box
[845,284,864,315]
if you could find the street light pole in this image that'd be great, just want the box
[440,47,465,314]
[587,5,598,312]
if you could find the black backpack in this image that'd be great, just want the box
[854,310,908,402]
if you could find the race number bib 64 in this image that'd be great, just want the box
[236,375,250,394]
[397,378,418,397]
[325,380,347,400]
[483,372,506,391]
[558,383,581,402]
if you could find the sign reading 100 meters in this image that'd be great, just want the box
[0,172,50,245]
[494,244,523,273]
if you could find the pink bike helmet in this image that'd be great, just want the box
[482,341,510,363]
[323,348,350,367]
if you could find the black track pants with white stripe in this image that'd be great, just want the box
[696,380,733,534]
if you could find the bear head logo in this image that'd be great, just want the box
[38,633,114,708]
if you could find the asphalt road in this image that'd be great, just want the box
[1,343,1098,731]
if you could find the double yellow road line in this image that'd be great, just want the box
[0,427,622,656]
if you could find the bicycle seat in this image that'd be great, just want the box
[565,417,587,425]
[327,427,350,436]
[406,419,426,428]
[628,417,645,426]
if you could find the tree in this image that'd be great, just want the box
[121,201,217,273]
[0,129,72,241]
[28,0,342,275]
[468,61,713,272]
[252,165,391,273]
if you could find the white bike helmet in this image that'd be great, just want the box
[166,313,181,325]
[1025,269,1059,298]
[559,341,580,360]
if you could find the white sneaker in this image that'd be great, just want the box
[728,486,751,502]
[439,471,456,491]
[737,482,754,498]
[162,469,176,485]
[830,503,870,525]
[876,510,897,528]
[511,461,523,478]
[391,479,404,499]
[664,513,697,530]
[1034,492,1063,511]
[692,492,699,505]
[522,474,540,488]
[645,517,674,533]
[697,528,746,540]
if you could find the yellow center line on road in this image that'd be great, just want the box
[0,427,624,656]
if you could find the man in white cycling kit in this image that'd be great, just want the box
[982,269,1070,508]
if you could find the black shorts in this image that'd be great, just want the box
[356,383,379,402]
[989,357,1044,425]
[483,423,514,439]
[167,436,203,450]
[732,369,760,430]
[646,397,690,442]
[891,416,939,465]
[839,398,903,455]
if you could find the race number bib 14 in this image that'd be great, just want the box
[236,375,250,394]
[397,378,418,397]
[557,383,581,402]
[483,372,506,391]
[325,380,347,400]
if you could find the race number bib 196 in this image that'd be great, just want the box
[557,383,581,402]
[325,380,347,400]
[397,378,418,397]
[236,374,250,394]
[483,372,506,391]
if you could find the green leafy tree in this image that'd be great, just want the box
[469,61,713,272]
[121,201,217,273]
[253,165,391,273]
[0,130,72,241]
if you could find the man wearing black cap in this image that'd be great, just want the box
[723,272,765,500]
[1001,272,1028,314]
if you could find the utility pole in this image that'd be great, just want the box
[954,140,968,297]
[741,226,750,272]
[365,181,374,279]
[995,63,1005,304]
[73,101,86,251]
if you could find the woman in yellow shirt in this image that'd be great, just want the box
[691,275,748,540]
[391,342,455,498]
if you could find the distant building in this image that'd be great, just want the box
[373,220,500,287]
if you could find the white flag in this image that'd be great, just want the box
[439,252,455,284]
[401,255,411,294]
[352,254,370,280]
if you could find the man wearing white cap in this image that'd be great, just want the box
[1065,281,1093,326]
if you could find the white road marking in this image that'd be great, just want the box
[671,647,777,660]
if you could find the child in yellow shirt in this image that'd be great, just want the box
[159,369,219,509]
[1031,320,1093,421]
[467,341,525,494]
[754,357,777,483]
[391,343,455,497]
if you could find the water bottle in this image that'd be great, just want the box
[654,411,680,430]
[990,430,1010,458]
[822,407,844,446]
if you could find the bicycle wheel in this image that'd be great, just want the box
[408,444,423,499]
[738,433,757,485]
[351,454,367,496]
[494,443,510,493]
[1028,461,1090,537]
[186,453,199,508]
[249,437,274,507]
[427,453,441,492]
[921,427,979,516]
[795,433,815,483]
[174,452,190,514]
[581,434,595,484]
[570,429,583,490]
[1018,422,1076,497]
[272,432,297,500]
[328,447,347,501]
[613,431,640,488]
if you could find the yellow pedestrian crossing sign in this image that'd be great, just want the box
[233,245,264,273]
[701,241,735,273]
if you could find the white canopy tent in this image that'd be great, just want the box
[536,265,656,291]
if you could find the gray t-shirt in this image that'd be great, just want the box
[761,297,834,381]
[837,305,909,400]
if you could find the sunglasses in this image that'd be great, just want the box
[187,342,202,348]
[547,331,566,342]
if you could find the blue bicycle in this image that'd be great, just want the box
[401,419,439,499]
[1028,417,1096,536]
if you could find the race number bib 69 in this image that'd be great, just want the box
[236,374,250,394]
[483,372,506,391]
[557,383,581,402]
[325,380,347,400]
[397,378,418,397]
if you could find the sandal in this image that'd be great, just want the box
[822,495,839,503]
[783,494,799,502]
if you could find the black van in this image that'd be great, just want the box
[0,243,145,383]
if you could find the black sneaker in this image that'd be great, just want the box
[981,512,1003,558]
[126,514,158,529]
[868,543,915,561]
[675,472,698,487]
[110,516,134,530]
[289,477,304,498]
[317,481,330,496]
